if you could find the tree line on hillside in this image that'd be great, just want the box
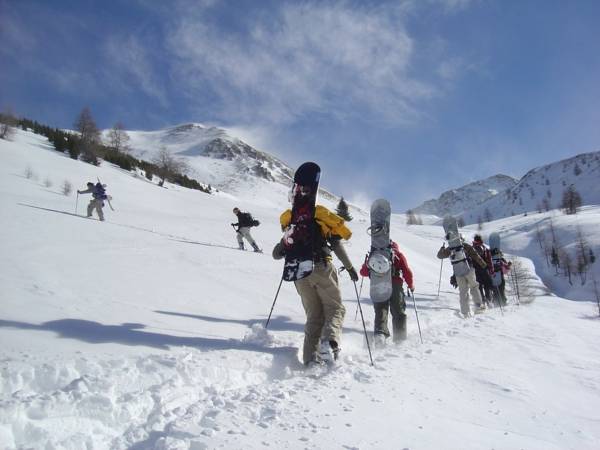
[0,107,212,194]
[534,218,597,297]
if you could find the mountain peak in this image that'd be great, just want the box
[410,174,518,217]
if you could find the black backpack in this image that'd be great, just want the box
[240,212,260,227]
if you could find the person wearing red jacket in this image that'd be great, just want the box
[360,240,414,344]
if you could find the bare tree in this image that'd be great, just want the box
[0,107,17,140]
[406,209,418,225]
[74,107,100,164]
[152,146,189,186]
[592,275,600,317]
[575,226,590,285]
[550,246,560,274]
[560,249,574,285]
[483,207,492,223]
[542,197,551,212]
[61,180,73,196]
[561,184,582,215]
[108,122,131,153]
[508,259,537,304]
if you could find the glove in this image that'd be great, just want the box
[77,190,82,194]
[450,275,458,289]
[347,267,359,282]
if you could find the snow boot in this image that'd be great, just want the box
[374,334,387,348]
[252,243,262,253]
[238,242,245,251]
[329,340,341,361]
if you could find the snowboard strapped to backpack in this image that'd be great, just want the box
[442,216,471,277]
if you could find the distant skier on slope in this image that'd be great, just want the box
[78,181,108,221]
[437,219,487,317]
[472,234,494,306]
[271,171,358,366]
[231,207,261,252]
[360,240,414,346]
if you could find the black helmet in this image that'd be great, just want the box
[473,234,483,243]
[87,182,94,187]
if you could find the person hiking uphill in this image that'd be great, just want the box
[360,240,414,345]
[490,247,512,305]
[472,234,494,306]
[78,181,107,221]
[231,207,261,252]
[437,234,487,317]
[272,196,358,366]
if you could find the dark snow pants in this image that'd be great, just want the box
[373,282,407,342]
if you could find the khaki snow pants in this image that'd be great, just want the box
[87,198,104,221]
[236,226,257,248]
[456,269,482,316]
[294,261,346,364]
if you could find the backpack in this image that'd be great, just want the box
[449,244,471,277]
[239,212,260,227]
[279,205,351,240]
[93,183,108,200]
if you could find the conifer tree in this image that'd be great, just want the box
[335,197,353,221]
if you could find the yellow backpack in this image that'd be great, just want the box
[280,205,352,240]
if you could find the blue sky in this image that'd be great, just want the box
[1,0,599,211]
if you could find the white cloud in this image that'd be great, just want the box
[104,36,169,107]
[165,2,437,125]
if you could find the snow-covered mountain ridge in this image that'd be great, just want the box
[461,150,600,224]
[110,122,341,206]
[410,150,600,224]
[411,174,518,217]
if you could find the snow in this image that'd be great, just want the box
[1,130,600,449]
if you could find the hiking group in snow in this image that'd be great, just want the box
[75,160,513,369]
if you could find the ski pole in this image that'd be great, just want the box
[436,257,444,300]
[493,285,505,315]
[510,265,520,305]
[354,253,369,321]
[265,277,284,329]
[407,289,423,344]
[354,276,364,321]
[352,280,374,366]
[75,192,79,214]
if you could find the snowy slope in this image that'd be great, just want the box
[2,131,600,449]
[461,151,600,224]
[411,174,518,217]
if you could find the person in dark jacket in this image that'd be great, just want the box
[472,234,494,306]
[360,240,414,345]
[232,207,261,252]
[78,182,107,221]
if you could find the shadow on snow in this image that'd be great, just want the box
[0,318,298,357]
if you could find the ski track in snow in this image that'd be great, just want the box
[2,131,600,449]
